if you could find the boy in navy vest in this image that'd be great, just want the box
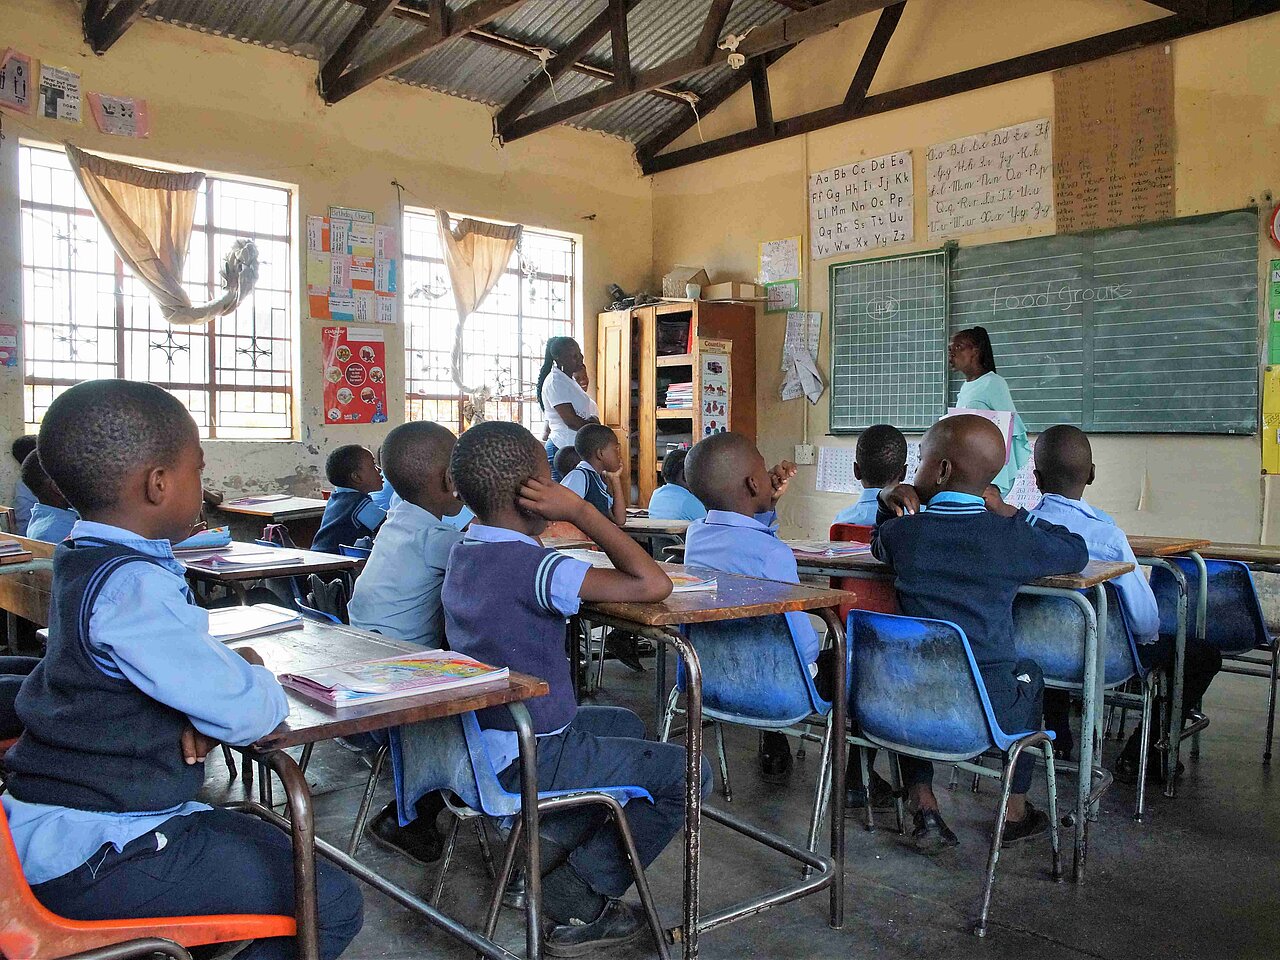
[313,443,386,553]
[439,421,708,956]
[560,423,627,526]
[1,380,362,960]
[874,415,1088,855]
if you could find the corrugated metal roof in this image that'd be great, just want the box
[143,0,790,143]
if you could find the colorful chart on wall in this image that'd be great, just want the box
[307,206,398,324]
[698,338,731,437]
[321,326,388,425]
[0,323,18,367]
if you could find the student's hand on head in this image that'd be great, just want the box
[878,483,921,517]
[180,723,218,765]
[769,459,798,505]
[982,484,1018,518]
[518,477,590,523]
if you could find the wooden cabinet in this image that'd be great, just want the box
[596,300,757,506]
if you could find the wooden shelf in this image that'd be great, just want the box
[656,408,693,419]
[656,353,694,367]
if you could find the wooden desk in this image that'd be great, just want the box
[1200,541,1280,566]
[231,619,548,960]
[217,495,329,522]
[1127,535,1211,557]
[0,534,54,631]
[622,518,691,556]
[582,570,854,959]
[180,542,362,603]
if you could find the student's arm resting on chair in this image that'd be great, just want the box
[519,478,671,604]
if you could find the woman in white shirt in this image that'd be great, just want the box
[537,336,600,480]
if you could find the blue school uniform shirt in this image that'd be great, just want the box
[1030,494,1159,646]
[647,483,707,521]
[561,461,612,514]
[348,500,466,648]
[834,488,880,527]
[370,476,396,512]
[312,486,386,554]
[14,479,37,536]
[955,372,1032,497]
[25,503,79,544]
[1,519,289,886]
[685,510,820,666]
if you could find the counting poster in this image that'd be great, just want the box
[321,326,388,425]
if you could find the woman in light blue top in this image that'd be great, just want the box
[949,326,1031,497]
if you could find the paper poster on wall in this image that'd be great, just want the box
[87,93,150,137]
[926,119,1053,239]
[307,208,398,323]
[307,216,330,253]
[764,279,799,314]
[1268,258,1280,365]
[37,64,80,122]
[781,311,822,403]
[817,441,922,495]
[329,206,374,224]
[0,49,35,114]
[759,237,801,284]
[698,338,731,437]
[809,150,914,259]
[0,323,18,367]
[1005,459,1041,511]
[322,326,388,425]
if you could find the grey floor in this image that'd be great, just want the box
[206,659,1280,960]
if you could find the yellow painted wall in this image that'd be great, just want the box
[0,0,649,501]
[652,2,1280,542]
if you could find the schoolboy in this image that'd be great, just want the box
[1,379,362,959]
[428,421,707,955]
[313,443,386,554]
[21,451,79,544]
[1029,425,1221,782]
[553,445,582,479]
[835,424,907,526]
[11,434,38,535]
[560,423,627,526]
[347,421,467,863]
[647,448,707,522]
[683,433,808,784]
[874,415,1088,853]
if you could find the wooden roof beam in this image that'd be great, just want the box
[843,1,905,111]
[321,0,402,93]
[84,0,155,54]
[1144,0,1236,21]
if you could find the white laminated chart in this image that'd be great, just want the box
[809,151,913,259]
[818,441,922,495]
[829,250,947,432]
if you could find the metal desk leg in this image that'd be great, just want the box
[655,639,669,728]
[1088,585,1109,822]
[509,702,542,960]
[817,608,846,930]
[1188,551,1208,642]
[258,750,319,960]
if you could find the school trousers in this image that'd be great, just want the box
[497,705,711,899]
[899,659,1045,795]
[31,807,363,960]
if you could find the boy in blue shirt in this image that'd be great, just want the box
[647,448,707,521]
[21,450,79,544]
[835,424,907,527]
[1,380,362,960]
[560,423,627,526]
[11,434,38,535]
[682,433,808,785]
[313,443,386,553]
[874,415,1088,854]
[1028,425,1221,783]
[553,445,582,479]
[431,421,706,956]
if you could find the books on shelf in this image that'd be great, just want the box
[663,382,694,410]
[0,538,33,565]
[788,540,873,558]
[173,526,233,552]
[279,650,509,708]
[207,603,304,642]
[184,550,302,570]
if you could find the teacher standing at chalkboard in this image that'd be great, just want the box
[948,326,1032,496]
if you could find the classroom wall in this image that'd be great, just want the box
[0,0,650,503]
[651,0,1279,543]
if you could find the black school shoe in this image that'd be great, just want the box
[604,630,645,673]
[366,803,443,865]
[1113,750,1184,785]
[758,731,793,785]
[845,772,898,814]
[908,809,960,855]
[1000,802,1050,847]
[543,899,646,957]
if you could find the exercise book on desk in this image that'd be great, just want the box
[557,548,717,592]
[184,550,303,570]
[279,651,508,708]
[224,494,293,506]
[788,540,873,558]
[207,603,303,642]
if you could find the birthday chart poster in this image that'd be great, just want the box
[321,326,388,425]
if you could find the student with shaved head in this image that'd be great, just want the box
[1029,425,1221,784]
[873,415,1088,854]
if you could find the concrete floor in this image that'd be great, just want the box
[206,658,1280,960]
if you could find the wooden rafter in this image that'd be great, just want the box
[498,0,902,143]
[695,0,738,65]
[1144,0,1236,21]
[321,0,402,93]
[843,1,905,111]
[750,57,775,135]
[82,0,155,54]
[610,0,634,93]
[323,0,529,104]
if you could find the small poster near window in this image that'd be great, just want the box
[322,326,388,425]
[698,338,731,437]
[0,49,35,114]
[0,323,18,367]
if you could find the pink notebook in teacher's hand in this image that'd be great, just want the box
[944,408,1013,463]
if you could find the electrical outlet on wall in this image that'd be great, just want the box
[794,443,816,465]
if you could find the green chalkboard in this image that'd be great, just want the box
[949,210,1260,434]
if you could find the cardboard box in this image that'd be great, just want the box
[662,265,711,299]
[702,281,765,301]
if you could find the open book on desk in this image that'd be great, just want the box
[280,650,508,707]
[207,603,303,643]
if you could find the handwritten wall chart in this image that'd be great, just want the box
[926,119,1053,239]
[1053,46,1174,233]
[809,150,913,259]
[307,206,398,324]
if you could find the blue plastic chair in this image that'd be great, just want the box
[1151,557,1278,761]
[658,614,836,855]
[338,543,371,559]
[849,610,1061,938]
[1013,585,1158,819]
[389,712,668,955]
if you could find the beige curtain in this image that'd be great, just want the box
[436,209,522,394]
[65,145,258,325]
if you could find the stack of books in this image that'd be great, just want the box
[788,540,873,559]
[184,550,301,570]
[663,382,694,410]
[208,603,304,642]
[0,538,34,566]
[280,650,508,708]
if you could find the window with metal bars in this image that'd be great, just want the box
[401,208,577,435]
[18,142,295,439]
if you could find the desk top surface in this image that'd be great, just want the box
[217,495,329,519]
[1199,541,1280,564]
[622,518,692,536]
[180,541,362,581]
[1126,535,1211,557]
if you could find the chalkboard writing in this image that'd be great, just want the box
[927,119,1054,239]
[809,151,913,260]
